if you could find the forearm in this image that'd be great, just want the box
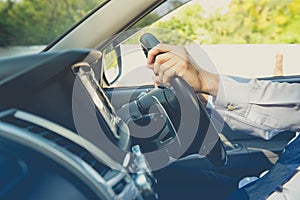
[185,51,220,96]
[196,69,220,96]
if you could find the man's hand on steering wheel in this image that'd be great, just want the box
[147,43,219,97]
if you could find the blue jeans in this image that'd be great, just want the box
[154,164,238,200]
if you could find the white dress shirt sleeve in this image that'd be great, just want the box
[212,75,300,140]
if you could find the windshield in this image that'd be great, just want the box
[0,0,106,58]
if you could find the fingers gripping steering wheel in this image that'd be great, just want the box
[139,33,227,166]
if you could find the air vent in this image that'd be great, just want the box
[0,110,112,176]
[0,109,140,199]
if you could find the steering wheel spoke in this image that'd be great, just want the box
[151,96,181,147]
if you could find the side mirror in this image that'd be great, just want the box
[103,45,122,85]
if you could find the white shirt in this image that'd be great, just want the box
[211,75,300,199]
[213,75,300,140]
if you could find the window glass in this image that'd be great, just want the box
[103,45,119,84]
[0,0,106,57]
[103,0,300,87]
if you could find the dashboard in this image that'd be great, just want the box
[0,49,157,200]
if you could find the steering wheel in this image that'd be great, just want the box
[138,33,227,167]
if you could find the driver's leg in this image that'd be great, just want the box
[154,163,238,200]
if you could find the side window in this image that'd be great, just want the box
[102,39,154,87]
[117,42,153,86]
[102,0,190,87]
[103,0,300,88]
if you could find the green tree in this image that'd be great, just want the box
[0,0,102,46]
[151,0,300,44]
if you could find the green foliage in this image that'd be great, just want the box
[0,0,103,46]
[1,0,299,46]
[151,0,300,44]
[152,5,206,44]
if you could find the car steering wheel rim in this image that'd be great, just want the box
[169,76,227,166]
[139,33,227,166]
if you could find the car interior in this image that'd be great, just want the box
[0,0,299,199]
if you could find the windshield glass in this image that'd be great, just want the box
[0,0,106,58]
